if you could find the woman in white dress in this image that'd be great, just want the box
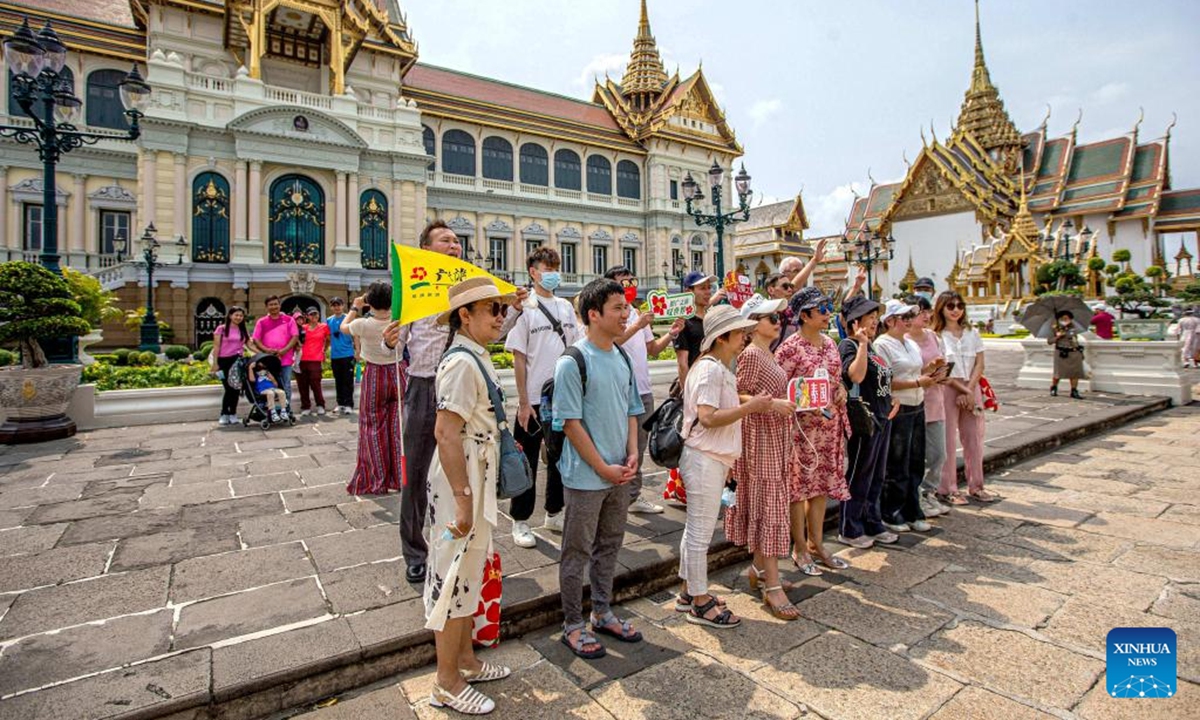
[425,277,515,715]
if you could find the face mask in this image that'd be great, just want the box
[1060,318,1071,326]
[624,286,638,303]
[539,271,561,292]
[915,291,933,302]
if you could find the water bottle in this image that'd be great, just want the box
[721,487,737,508]
[215,370,225,381]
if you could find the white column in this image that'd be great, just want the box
[173,154,187,242]
[390,179,402,243]
[71,174,86,253]
[346,173,358,247]
[0,167,8,251]
[334,171,348,250]
[248,161,262,245]
[233,161,247,242]
[142,151,157,228]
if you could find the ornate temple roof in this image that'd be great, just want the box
[1,0,144,61]
[733,194,809,256]
[620,0,669,99]
[954,0,1022,156]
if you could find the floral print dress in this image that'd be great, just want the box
[775,332,851,502]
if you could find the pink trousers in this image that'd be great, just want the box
[939,388,985,494]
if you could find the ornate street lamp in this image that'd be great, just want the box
[1,17,151,276]
[840,223,894,300]
[127,223,180,353]
[682,161,752,280]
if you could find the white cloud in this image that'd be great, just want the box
[573,53,627,88]
[1091,81,1130,105]
[807,181,872,236]
[747,98,782,129]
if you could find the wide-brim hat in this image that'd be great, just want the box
[435,276,516,325]
[790,286,831,314]
[739,294,785,319]
[841,295,882,325]
[700,305,758,353]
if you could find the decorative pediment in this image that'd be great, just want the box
[521,222,548,238]
[620,231,640,245]
[484,219,512,236]
[589,228,613,243]
[228,107,367,149]
[446,215,475,235]
[887,151,978,223]
[88,184,137,209]
[9,178,68,202]
[557,226,582,240]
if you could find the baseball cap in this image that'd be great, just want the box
[682,271,716,289]
[739,293,785,319]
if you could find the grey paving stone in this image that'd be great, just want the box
[211,618,360,697]
[0,481,87,510]
[94,448,171,467]
[928,686,1059,720]
[23,489,142,524]
[171,542,315,603]
[109,526,240,572]
[171,462,249,485]
[0,523,67,557]
[0,540,115,592]
[800,581,954,647]
[0,507,32,530]
[345,598,428,655]
[527,615,691,691]
[238,507,351,547]
[335,496,399,529]
[282,483,352,512]
[1112,544,1200,583]
[914,530,1045,584]
[305,523,401,573]
[1080,511,1200,548]
[321,558,419,614]
[246,455,317,476]
[174,577,329,649]
[0,648,211,720]
[179,493,284,528]
[835,544,949,590]
[291,684,415,720]
[57,508,182,546]
[300,463,356,487]
[79,472,168,499]
[0,608,173,696]
[1000,523,1133,564]
[233,436,305,452]
[0,566,169,640]
[231,470,304,496]
[139,479,233,509]
[1025,559,1168,611]
[909,568,1068,628]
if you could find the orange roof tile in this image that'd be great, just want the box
[5,0,135,28]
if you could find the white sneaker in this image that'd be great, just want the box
[870,531,900,544]
[541,511,564,533]
[329,406,340,416]
[299,409,311,417]
[883,522,910,533]
[837,534,874,549]
[630,497,664,514]
[919,495,945,517]
[316,407,326,416]
[218,415,231,426]
[511,521,536,548]
[910,519,932,532]
[270,411,281,423]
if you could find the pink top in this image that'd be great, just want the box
[911,329,945,423]
[300,323,330,362]
[252,314,300,367]
[214,324,245,358]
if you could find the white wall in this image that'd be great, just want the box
[890,211,981,295]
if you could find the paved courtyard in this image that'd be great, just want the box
[0,345,1194,718]
[283,405,1200,720]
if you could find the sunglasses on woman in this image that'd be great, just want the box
[619,278,638,288]
[945,302,965,310]
[757,313,781,324]
[814,301,834,314]
[475,300,509,318]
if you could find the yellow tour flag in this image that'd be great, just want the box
[389,243,519,325]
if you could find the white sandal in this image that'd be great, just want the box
[461,661,511,683]
[431,682,495,715]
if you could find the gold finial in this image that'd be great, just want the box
[620,0,668,104]
[867,167,876,186]
[956,0,1022,156]
[1040,104,1052,131]
[1165,112,1177,141]
[1071,108,1083,139]
[920,125,927,146]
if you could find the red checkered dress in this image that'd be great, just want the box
[725,344,793,558]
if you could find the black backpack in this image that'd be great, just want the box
[539,345,632,468]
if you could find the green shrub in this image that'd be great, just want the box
[486,343,506,354]
[163,345,192,361]
[128,351,158,366]
[197,341,215,361]
[112,348,133,365]
[490,351,513,369]
[651,345,677,361]
[0,348,16,366]
[82,361,220,391]
[0,261,92,368]
[62,267,122,328]
[92,353,119,364]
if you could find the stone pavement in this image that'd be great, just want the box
[0,345,1190,719]
[283,404,1200,720]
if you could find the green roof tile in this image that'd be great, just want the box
[1067,141,1125,183]
[1038,140,1066,178]
[1131,145,1160,182]
[1063,181,1122,202]
[1159,190,1200,215]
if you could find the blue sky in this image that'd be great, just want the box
[406,0,1200,237]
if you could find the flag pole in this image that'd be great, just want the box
[391,243,408,488]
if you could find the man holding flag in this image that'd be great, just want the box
[383,220,526,584]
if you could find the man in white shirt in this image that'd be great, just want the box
[505,246,581,547]
[606,266,683,514]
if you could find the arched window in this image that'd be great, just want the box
[617,160,641,199]
[519,143,548,186]
[586,155,612,195]
[192,171,230,263]
[481,137,513,181]
[360,189,388,270]
[554,149,581,191]
[9,67,73,118]
[86,69,130,130]
[422,125,436,171]
[441,129,475,176]
[268,174,325,265]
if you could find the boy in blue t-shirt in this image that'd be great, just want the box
[554,279,644,660]
[324,297,357,414]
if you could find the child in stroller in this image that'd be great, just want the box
[241,353,295,427]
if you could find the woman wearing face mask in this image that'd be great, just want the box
[1049,310,1085,399]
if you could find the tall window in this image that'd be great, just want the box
[670,179,678,200]
[481,137,513,181]
[692,250,704,272]
[99,210,130,256]
[268,174,325,264]
[554,149,581,190]
[488,237,508,277]
[9,67,73,119]
[86,69,129,130]
[22,204,42,251]
[616,160,641,199]
[525,239,541,257]
[422,125,436,171]
[586,155,612,195]
[441,129,475,176]
[359,189,388,270]
[192,171,230,263]
[519,143,548,186]
[561,243,577,276]
[623,247,637,275]
[592,245,608,276]
[458,235,473,262]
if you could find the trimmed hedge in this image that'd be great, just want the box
[112,348,133,365]
[197,341,215,361]
[163,345,192,361]
[82,361,219,391]
[0,348,16,366]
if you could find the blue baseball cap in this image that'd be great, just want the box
[682,271,716,289]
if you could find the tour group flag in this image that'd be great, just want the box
[390,243,519,324]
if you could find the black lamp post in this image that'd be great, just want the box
[116,224,185,352]
[1041,219,1093,291]
[1,17,151,276]
[840,224,894,300]
[681,161,752,281]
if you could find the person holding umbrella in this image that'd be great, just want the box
[1049,310,1086,398]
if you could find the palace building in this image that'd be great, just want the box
[841,2,1199,309]
[0,0,742,347]
[730,193,813,289]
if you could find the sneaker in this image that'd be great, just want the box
[883,522,911,533]
[919,495,946,518]
[870,531,900,545]
[270,411,281,423]
[836,534,874,549]
[218,415,231,426]
[630,498,664,514]
[910,519,932,532]
[541,511,564,533]
[299,409,311,417]
[511,521,536,548]
[316,407,326,416]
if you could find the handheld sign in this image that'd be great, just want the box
[723,271,754,309]
[647,289,696,319]
[787,368,831,412]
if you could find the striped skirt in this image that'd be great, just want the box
[347,361,406,496]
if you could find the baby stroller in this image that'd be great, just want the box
[236,353,296,429]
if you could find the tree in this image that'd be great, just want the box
[62,268,122,329]
[1180,280,1200,303]
[1143,265,1165,297]
[1112,248,1132,272]
[1035,259,1084,293]
[1086,257,1106,272]
[0,262,92,368]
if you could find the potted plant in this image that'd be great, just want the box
[63,267,122,365]
[0,262,92,443]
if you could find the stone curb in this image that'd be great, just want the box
[104,395,1173,720]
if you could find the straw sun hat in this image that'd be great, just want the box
[435,277,516,325]
[700,305,759,353]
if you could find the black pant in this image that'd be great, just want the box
[217,355,240,416]
[841,418,891,539]
[510,404,564,521]
[400,376,435,567]
[331,356,355,408]
[882,403,926,525]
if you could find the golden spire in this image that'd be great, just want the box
[620,0,669,109]
[955,0,1022,161]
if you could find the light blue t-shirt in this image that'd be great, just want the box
[553,339,644,491]
[326,315,355,359]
